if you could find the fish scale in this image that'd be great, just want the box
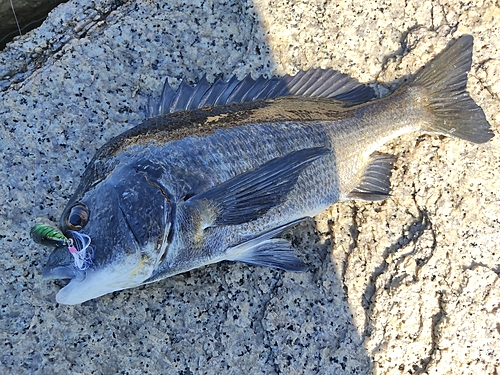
[136,119,339,258]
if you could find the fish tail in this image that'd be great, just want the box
[409,35,493,144]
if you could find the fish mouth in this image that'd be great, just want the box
[43,227,95,281]
[43,219,147,304]
[42,244,87,282]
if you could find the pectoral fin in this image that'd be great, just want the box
[347,152,396,201]
[186,147,329,226]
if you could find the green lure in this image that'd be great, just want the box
[30,223,69,247]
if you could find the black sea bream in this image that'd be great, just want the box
[39,35,493,304]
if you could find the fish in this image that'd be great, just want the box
[38,35,493,305]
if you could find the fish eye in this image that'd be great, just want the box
[66,203,90,230]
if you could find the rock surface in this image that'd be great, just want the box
[0,0,67,50]
[0,0,499,374]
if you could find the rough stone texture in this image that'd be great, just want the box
[0,0,499,374]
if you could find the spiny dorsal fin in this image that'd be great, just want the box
[147,69,375,117]
[347,152,397,201]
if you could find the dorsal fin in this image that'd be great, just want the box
[147,69,375,117]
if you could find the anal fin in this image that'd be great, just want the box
[347,152,397,201]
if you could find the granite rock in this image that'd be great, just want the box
[0,0,498,374]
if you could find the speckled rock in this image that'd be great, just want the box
[0,0,498,374]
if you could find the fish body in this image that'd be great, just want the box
[40,35,493,304]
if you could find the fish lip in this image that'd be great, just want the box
[42,242,87,282]
[55,278,90,304]
[42,264,73,280]
[42,264,86,282]
[54,268,124,305]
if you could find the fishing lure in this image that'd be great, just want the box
[31,223,93,270]
[67,230,93,270]
[30,223,69,247]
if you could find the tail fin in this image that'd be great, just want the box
[409,35,493,144]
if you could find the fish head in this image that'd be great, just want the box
[43,163,170,305]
